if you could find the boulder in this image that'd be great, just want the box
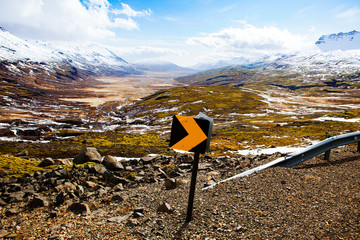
[102,155,124,171]
[38,158,55,167]
[73,147,102,165]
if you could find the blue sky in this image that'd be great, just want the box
[0,0,359,67]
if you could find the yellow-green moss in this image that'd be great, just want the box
[0,154,58,178]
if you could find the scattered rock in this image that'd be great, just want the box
[68,202,91,215]
[0,128,15,137]
[132,211,144,218]
[175,179,188,187]
[8,191,25,203]
[2,233,18,238]
[89,164,107,175]
[5,207,20,217]
[178,163,192,170]
[111,194,125,202]
[73,147,102,165]
[157,202,173,213]
[28,196,49,208]
[0,169,8,177]
[55,191,66,206]
[107,212,132,223]
[14,150,29,157]
[236,224,246,232]
[53,158,72,165]
[64,182,77,191]
[141,154,157,164]
[97,187,108,197]
[112,183,124,192]
[0,230,10,238]
[127,218,139,226]
[84,181,97,188]
[107,175,130,185]
[0,197,7,206]
[164,178,177,190]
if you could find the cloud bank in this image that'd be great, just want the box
[0,0,151,41]
[186,23,313,62]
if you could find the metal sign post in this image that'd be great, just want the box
[186,151,200,222]
[169,113,213,222]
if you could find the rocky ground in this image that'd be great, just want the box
[0,144,359,239]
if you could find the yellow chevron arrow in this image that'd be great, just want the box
[170,115,207,151]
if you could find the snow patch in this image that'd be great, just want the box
[314,117,360,123]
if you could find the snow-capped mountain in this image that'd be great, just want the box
[316,30,360,51]
[0,27,61,63]
[266,49,360,75]
[0,27,134,76]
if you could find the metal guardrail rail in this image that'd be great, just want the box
[203,131,360,190]
[275,131,360,168]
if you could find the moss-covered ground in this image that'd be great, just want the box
[0,154,59,178]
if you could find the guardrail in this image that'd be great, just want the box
[203,131,360,190]
[275,131,360,168]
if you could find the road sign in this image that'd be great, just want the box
[169,114,212,154]
[169,113,213,222]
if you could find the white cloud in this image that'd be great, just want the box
[186,23,313,60]
[0,0,151,41]
[112,3,152,17]
[112,46,187,63]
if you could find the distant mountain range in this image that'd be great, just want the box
[1,26,360,78]
[0,27,193,76]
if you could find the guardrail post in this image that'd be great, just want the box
[324,150,331,161]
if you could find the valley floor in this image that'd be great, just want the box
[60,71,185,107]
